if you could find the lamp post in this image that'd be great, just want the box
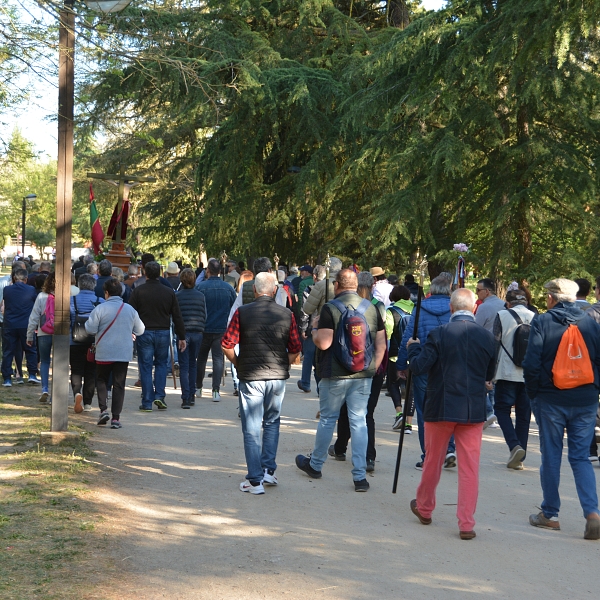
[21,194,37,256]
[46,0,133,440]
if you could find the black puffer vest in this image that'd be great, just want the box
[242,280,255,305]
[236,295,293,381]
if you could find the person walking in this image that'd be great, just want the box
[69,273,104,412]
[85,278,145,428]
[2,268,40,387]
[408,288,496,540]
[176,268,206,408]
[397,273,456,470]
[295,269,386,492]
[222,272,302,494]
[492,288,535,470]
[129,261,186,412]
[522,278,600,540]
[196,258,237,400]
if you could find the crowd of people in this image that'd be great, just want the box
[1,252,599,541]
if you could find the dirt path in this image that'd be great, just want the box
[82,362,599,599]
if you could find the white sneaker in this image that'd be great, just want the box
[444,452,457,469]
[83,404,92,412]
[483,415,498,430]
[263,469,278,486]
[212,390,221,402]
[239,480,264,495]
[488,421,500,428]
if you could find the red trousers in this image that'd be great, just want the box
[416,421,484,531]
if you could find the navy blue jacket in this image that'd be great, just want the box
[397,295,451,370]
[70,290,104,346]
[522,303,600,407]
[195,276,237,334]
[408,313,496,423]
[3,282,37,329]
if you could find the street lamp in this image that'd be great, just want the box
[21,193,37,256]
[48,0,133,438]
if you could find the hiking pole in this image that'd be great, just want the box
[324,252,330,303]
[170,336,178,390]
[393,256,427,493]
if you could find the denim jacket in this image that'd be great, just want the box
[195,276,237,334]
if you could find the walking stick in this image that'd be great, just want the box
[220,250,228,388]
[324,252,330,303]
[170,336,178,390]
[392,256,427,494]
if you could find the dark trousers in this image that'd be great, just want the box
[1,327,37,380]
[494,380,531,456]
[70,344,96,405]
[335,373,384,461]
[589,404,600,457]
[96,362,128,419]
[387,359,414,415]
[196,333,225,392]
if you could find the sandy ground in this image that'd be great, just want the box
[82,361,600,600]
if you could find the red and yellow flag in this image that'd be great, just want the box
[89,183,104,254]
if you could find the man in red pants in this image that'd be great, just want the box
[407,288,496,540]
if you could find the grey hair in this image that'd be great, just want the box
[429,273,452,296]
[254,271,277,295]
[313,265,326,281]
[87,262,98,274]
[329,256,343,275]
[77,273,96,291]
[111,267,124,282]
[450,288,476,312]
[357,271,374,287]
[98,259,113,277]
[128,264,139,276]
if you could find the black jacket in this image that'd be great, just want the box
[129,279,185,338]
[175,288,206,334]
[408,313,496,423]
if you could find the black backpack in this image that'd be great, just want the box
[72,296,101,344]
[500,309,531,367]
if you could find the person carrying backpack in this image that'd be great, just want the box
[522,278,600,540]
[492,288,535,470]
[386,285,414,431]
[295,269,386,492]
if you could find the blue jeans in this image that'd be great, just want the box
[310,377,371,481]
[494,380,531,456]
[531,399,599,518]
[1,327,37,380]
[37,335,53,392]
[178,333,202,402]
[486,383,495,418]
[136,329,170,408]
[300,336,316,390]
[238,379,286,483]
[412,372,455,461]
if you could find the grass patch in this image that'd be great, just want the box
[0,384,116,599]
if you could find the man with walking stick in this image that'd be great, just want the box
[407,288,496,540]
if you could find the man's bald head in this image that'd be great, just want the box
[335,269,358,292]
[450,288,476,313]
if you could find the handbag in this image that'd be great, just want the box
[72,296,101,344]
[86,303,124,363]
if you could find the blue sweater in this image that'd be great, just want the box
[396,295,451,370]
[195,277,237,334]
[70,290,104,345]
[522,303,600,407]
[3,282,37,329]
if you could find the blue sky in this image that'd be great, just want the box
[0,0,447,160]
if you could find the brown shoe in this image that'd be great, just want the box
[74,393,83,414]
[134,379,142,387]
[584,513,600,540]
[529,511,560,530]
[410,499,432,525]
[459,530,476,540]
